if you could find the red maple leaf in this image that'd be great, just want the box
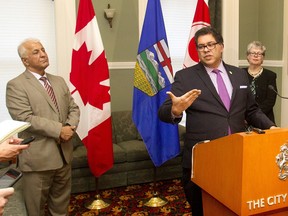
[70,42,110,110]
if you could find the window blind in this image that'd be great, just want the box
[161,0,197,72]
[0,0,56,121]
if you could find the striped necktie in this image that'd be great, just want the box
[39,77,59,112]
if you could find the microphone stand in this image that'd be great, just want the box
[268,85,288,99]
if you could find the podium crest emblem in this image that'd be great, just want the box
[276,143,288,180]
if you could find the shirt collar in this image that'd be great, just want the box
[28,70,47,80]
[204,61,226,74]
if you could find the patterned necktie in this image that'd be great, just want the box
[250,79,256,97]
[39,76,59,112]
[212,69,231,111]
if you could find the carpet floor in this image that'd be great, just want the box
[68,179,192,215]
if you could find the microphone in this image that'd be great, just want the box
[268,85,288,99]
[252,127,265,134]
[245,126,265,134]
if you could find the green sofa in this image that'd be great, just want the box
[71,110,185,193]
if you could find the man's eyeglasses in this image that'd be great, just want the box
[249,52,264,57]
[197,42,219,52]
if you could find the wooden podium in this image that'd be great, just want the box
[191,128,288,216]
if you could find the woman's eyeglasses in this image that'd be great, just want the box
[249,52,264,57]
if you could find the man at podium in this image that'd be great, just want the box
[158,27,276,216]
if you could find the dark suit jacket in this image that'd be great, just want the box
[244,68,277,123]
[158,62,275,169]
[6,70,80,171]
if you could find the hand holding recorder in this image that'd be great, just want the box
[0,136,33,162]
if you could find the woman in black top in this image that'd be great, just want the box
[244,41,277,123]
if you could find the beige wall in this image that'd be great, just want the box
[92,0,139,112]
[239,0,283,60]
[92,0,139,62]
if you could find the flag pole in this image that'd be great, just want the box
[84,177,111,210]
[144,166,168,207]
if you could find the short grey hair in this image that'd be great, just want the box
[17,38,41,58]
[246,41,266,56]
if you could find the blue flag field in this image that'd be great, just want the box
[132,0,180,167]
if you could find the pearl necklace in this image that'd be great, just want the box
[248,67,263,78]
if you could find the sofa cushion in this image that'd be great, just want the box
[72,143,126,169]
[72,145,87,168]
[117,140,150,162]
[71,132,83,149]
[112,144,127,163]
[112,111,139,143]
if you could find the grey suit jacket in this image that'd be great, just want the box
[158,62,275,168]
[6,70,80,171]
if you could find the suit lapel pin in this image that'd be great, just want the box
[229,71,233,74]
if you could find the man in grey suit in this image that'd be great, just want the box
[6,38,80,216]
[158,27,276,216]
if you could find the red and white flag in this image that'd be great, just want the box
[183,0,210,68]
[70,0,113,177]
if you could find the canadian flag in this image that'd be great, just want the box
[70,0,113,177]
[183,0,211,68]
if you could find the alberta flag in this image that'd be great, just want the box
[183,0,210,68]
[70,0,113,177]
[132,0,180,167]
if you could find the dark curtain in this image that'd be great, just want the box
[209,0,222,34]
